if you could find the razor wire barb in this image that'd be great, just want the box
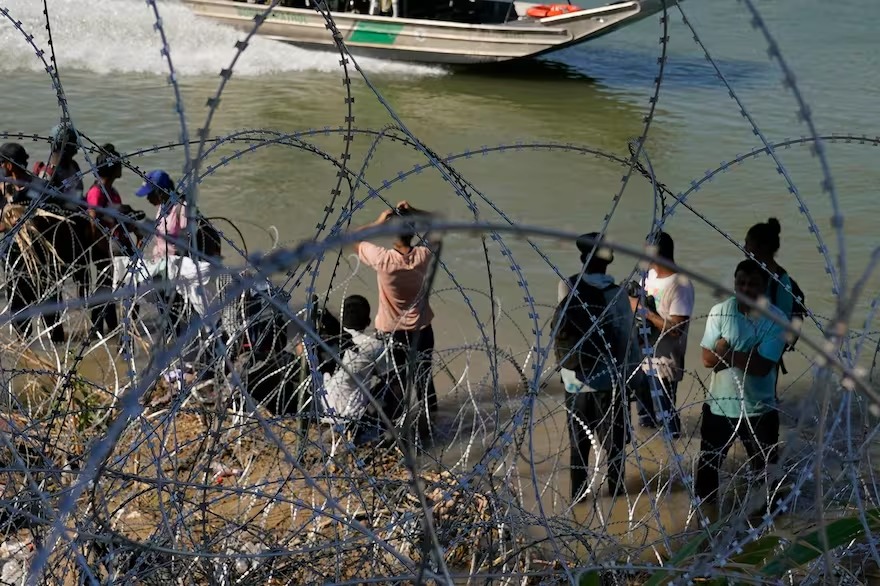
[0,0,877,584]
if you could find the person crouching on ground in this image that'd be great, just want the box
[319,295,395,441]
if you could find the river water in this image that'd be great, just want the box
[3,0,880,553]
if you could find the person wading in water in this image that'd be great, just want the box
[0,142,66,343]
[352,201,441,436]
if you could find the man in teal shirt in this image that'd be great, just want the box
[696,259,787,504]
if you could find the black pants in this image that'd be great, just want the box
[6,268,64,342]
[157,290,186,339]
[634,373,681,434]
[351,376,406,444]
[236,350,310,417]
[568,390,627,501]
[695,403,779,503]
[89,258,118,335]
[72,262,90,301]
[388,325,437,418]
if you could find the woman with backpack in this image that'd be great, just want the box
[744,218,806,378]
[745,219,791,316]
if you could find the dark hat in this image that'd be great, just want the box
[342,295,371,331]
[576,232,614,264]
[0,143,29,168]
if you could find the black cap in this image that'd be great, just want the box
[576,232,613,264]
[0,143,29,168]
[342,295,371,331]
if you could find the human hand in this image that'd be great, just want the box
[664,323,682,338]
[629,295,639,312]
[377,208,395,223]
[395,200,411,211]
[713,338,731,371]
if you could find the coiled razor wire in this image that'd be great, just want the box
[0,0,876,584]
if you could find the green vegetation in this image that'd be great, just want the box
[578,509,880,585]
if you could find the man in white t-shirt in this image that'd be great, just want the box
[628,231,694,437]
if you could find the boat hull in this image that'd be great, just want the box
[181,0,664,64]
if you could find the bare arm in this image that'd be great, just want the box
[708,338,776,376]
[351,207,394,254]
[702,346,722,369]
[646,309,687,337]
[726,348,776,376]
[87,208,101,240]
[629,296,687,338]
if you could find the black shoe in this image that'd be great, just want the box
[639,417,657,429]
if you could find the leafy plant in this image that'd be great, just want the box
[577,509,880,585]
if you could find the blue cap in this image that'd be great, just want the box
[135,170,174,197]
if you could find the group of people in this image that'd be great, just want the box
[0,128,442,439]
[0,129,809,507]
[0,128,211,344]
[556,219,802,513]
[238,199,441,444]
[304,201,441,438]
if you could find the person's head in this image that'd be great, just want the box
[135,170,175,206]
[576,232,613,274]
[395,205,415,248]
[645,230,675,275]
[49,123,79,162]
[653,231,674,263]
[745,217,781,261]
[0,143,29,179]
[95,144,122,181]
[342,295,371,332]
[734,258,770,302]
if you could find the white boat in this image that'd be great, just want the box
[181,0,669,65]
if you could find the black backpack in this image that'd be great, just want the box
[235,280,290,358]
[770,268,806,351]
[309,303,353,376]
[552,280,619,377]
[195,214,222,259]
